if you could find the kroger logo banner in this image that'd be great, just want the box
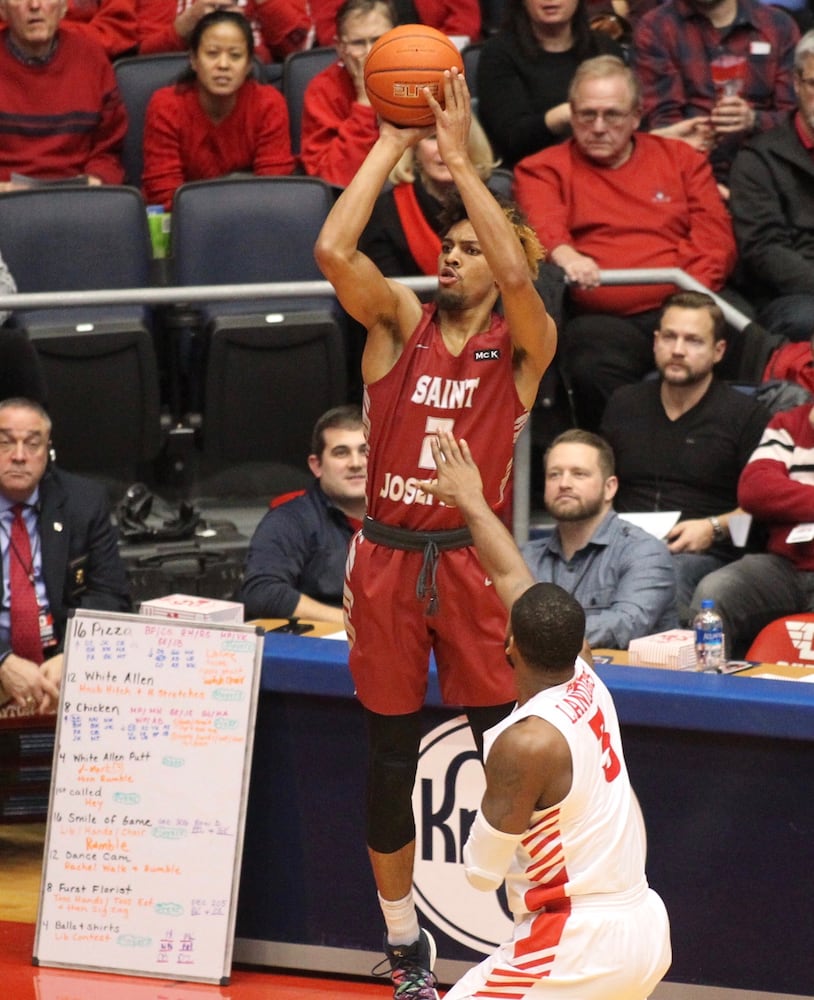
[411,716,512,953]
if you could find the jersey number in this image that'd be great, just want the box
[588,707,621,782]
[417,416,455,469]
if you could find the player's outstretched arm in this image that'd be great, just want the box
[314,122,428,334]
[421,433,534,613]
[425,70,556,408]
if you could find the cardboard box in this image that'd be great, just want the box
[139,593,244,624]
[628,629,698,670]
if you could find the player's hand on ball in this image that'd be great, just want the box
[425,68,471,166]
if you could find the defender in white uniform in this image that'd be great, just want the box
[422,433,671,1000]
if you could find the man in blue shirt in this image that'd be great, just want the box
[521,429,678,648]
[237,405,367,623]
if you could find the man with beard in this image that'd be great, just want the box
[520,429,677,648]
[315,69,556,1000]
[600,291,769,622]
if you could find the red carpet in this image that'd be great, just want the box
[1,921,391,999]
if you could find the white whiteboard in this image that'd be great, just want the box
[33,609,264,985]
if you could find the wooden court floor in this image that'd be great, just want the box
[5,824,804,1000]
[0,822,392,1000]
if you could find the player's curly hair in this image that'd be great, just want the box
[438,192,546,280]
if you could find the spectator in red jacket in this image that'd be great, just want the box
[142,9,295,209]
[62,0,138,58]
[514,55,737,430]
[136,0,312,62]
[309,0,480,47]
[0,0,127,189]
[300,0,396,186]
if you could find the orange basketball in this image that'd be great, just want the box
[363,24,465,127]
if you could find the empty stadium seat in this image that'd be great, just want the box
[170,175,347,495]
[114,53,190,189]
[282,46,336,157]
[0,186,163,487]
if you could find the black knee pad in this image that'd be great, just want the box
[365,711,421,854]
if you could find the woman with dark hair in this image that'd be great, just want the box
[476,0,624,169]
[142,9,295,210]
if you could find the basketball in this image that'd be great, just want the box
[363,24,465,128]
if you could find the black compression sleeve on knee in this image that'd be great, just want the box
[365,709,422,854]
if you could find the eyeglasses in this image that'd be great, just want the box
[572,108,634,126]
[340,35,383,54]
[0,435,48,456]
[796,73,814,91]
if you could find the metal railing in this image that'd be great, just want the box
[596,268,751,331]
[0,268,753,543]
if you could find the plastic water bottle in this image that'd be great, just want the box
[693,599,724,671]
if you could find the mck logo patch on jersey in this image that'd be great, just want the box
[473,349,501,362]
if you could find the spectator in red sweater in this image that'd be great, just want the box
[309,0,480,48]
[300,0,395,187]
[62,0,138,58]
[514,54,736,430]
[142,9,295,209]
[136,0,312,63]
[0,0,127,189]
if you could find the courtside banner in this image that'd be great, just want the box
[412,716,512,953]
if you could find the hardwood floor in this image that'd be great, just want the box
[3,824,809,1000]
[0,823,45,924]
[0,822,390,1000]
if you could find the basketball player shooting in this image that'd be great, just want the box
[314,68,557,1000]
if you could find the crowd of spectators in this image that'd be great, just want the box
[3,0,814,655]
[515,54,737,430]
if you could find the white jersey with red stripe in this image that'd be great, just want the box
[364,302,528,532]
[447,657,671,1000]
[446,659,672,1000]
[485,656,648,918]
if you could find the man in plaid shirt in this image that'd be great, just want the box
[633,0,799,186]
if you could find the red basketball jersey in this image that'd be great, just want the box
[364,303,528,531]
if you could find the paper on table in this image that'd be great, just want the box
[728,512,752,547]
[752,672,814,683]
[322,629,348,641]
[618,511,681,540]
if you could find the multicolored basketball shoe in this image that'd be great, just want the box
[375,929,440,999]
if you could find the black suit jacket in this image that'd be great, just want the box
[1,465,132,660]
